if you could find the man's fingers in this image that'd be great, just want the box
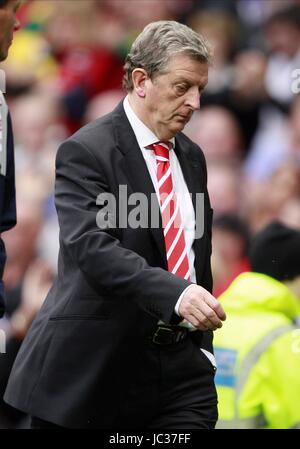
[199,290,226,321]
[209,299,226,321]
[196,302,224,328]
[179,284,227,328]
[184,312,209,331]
[185,305,222,331]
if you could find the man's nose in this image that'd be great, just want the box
[185,88,201,111]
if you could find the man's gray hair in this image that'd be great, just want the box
[123,20,212,92]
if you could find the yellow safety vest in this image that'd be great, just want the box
[214,272,300,429]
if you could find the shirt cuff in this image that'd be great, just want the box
[174,284,195,316]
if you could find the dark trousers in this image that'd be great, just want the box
[31,417,63,429]
[113,333,218,429]
[31,334,217,429]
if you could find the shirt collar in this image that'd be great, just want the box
[123,95,174,150]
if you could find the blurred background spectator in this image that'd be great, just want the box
[0,0,300,428]
[211,214,250,298]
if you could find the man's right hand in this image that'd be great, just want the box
[179,284,226,331]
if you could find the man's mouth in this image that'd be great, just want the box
[176,114,191,122]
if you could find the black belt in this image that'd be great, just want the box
[151,325,189,345]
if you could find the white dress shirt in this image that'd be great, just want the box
[123,96,196,317]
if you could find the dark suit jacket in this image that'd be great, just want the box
[4,101,213,428]
[0,113,16,318]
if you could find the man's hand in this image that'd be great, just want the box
[179,285,226,331]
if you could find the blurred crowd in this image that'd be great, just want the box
[0,0,300,428]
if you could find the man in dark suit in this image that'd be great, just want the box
[0,0,20,318]
[4,20,226,429]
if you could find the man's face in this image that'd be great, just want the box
[0,0,20,62]
[142,54,208,140]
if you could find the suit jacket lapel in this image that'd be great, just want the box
[174,136,208,282]
[111,101,209,279]
[112,102,167,266]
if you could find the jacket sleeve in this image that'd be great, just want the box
[0,113,16,233]
[55,138,192,324]
[0,113,16,318]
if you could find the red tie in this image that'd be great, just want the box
[152,142,191,280]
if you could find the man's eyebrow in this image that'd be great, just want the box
[173,77,207,87]
[173,78,190,84]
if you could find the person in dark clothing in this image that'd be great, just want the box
[4,20,225,429]
[0,0,20,317]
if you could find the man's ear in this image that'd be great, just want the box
[131,68,148,98]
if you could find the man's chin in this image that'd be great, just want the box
[172,121,187,133]
[158,122,187,140]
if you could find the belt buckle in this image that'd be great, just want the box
[152,326,174,345]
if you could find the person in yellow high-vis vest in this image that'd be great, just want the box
[214,221,300,429]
